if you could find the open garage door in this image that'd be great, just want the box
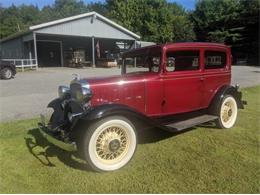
[37,41,62,67]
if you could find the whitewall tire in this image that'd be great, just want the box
[82,116,137,172]
[216,95,238,129]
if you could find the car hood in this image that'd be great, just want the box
[82,75,124,87]
[80,73,148,111]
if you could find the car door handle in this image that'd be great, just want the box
[200,77,205,81]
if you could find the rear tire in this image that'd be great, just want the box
[0,67,13,79]
[80,116,137,172]
[216,95,238,129]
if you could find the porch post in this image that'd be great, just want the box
[29,42,32,68]
[92,36,95,67]
[33,32,38,70]
[60,41,64,67]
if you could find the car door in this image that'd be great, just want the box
[201,48,231,108]
[161,48,204,115]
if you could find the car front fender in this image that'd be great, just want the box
[84,104,152,122]
[47,98,62,109]
[74,104,157,133]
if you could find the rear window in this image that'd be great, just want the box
[166,50,200,72]
[205,51,226,69]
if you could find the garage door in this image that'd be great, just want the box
[37,41,61,67]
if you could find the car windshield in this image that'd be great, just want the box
[122,47,162,74]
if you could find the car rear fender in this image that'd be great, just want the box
[209,85,245,115]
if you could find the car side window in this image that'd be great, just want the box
[166,50,200,72]
[124,55,161,74]
[205,51,226,69]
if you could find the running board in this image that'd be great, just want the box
[164,114,218,132]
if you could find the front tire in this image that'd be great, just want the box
[81,116,137,172]
[216,95,238,129]
[0,67,13,79]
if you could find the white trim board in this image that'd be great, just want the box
[30,12,140,39]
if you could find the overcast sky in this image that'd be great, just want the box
[0,0,196,10]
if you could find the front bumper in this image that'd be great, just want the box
[38,115,77,152]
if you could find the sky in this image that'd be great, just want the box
[0,0,196,10]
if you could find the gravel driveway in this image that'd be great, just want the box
[0,66,259,122]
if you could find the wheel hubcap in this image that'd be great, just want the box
[228,109,232,117]
[5,69,12,78]
[109,139,120,152]
[95,126,128,162]
[221,102,232,122]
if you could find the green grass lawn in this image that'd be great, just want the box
[0,86,259,193]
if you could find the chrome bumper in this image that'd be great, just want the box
[38,114,77,152]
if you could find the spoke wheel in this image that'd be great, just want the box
[82,116,137,172]
[217,95,238,129]
[95,126,129,163]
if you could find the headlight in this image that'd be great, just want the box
[70,79,92,103]
[58,85,70,99]
[75,87,92,103]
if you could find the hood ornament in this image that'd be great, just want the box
[72,73,80,80]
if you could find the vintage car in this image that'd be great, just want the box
[39,42,246,172]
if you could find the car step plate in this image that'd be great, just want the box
[165,114,218,132]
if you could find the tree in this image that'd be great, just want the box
[0,0,195,44]
[18,5,40,28]
[169,3,195,42]
[36,0,88,24]
[0,5,24,38]
[52,0,88,18]
[191,0,259,64]
[107,0,194,43]
[237,0,259,64]
[191,0,243,43]
[87,2,108,16]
